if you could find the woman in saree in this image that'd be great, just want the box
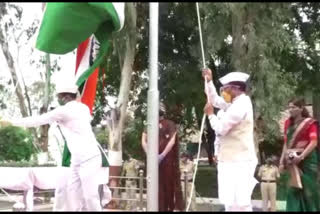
[279,98,320,211]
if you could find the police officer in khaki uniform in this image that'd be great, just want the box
[258,156,280,211]
[180,153,196,211]
[121,156,142,210]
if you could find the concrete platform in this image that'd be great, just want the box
[0,196,287,211]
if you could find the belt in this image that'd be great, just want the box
[261,180,276,183]
[181,179,193,182]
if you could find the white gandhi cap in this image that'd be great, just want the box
[55,71,78,94]
[219,71,250,85]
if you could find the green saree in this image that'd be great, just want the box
[284,118,320,211]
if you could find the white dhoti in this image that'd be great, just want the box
[66,154,102,211]
[53,167,72,211]
[217,160,258,208]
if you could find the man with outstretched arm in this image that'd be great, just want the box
[1,79,104,211]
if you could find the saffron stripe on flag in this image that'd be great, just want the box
[75,36,99,114]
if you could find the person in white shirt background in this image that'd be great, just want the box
[1,77,103,211]
[203,68,258,212]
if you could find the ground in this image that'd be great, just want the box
[0,195,286,211]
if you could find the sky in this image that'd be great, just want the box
[0,3,77,118]
[0,3,121,119]
[0,3,76,87]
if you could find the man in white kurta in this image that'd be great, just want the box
[3,83,103,211]
[203,69,258,212]
[213,109,225,161]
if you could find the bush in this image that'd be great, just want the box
[95,127,108,147]
[0,126,36,161]
[122,119,145,161]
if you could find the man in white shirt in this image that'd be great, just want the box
[1,81,103,211]
[203,68,258,212]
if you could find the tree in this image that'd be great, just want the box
[0,3,42,152]
[0,3,29,118]
[0,3,60,153]
[290,3,320,122]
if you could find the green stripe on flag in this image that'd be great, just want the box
[36,2,121,54]
[76,39,110,86]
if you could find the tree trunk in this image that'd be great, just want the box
[16,46,33,117]
[38,53,51,152]
[0,6,40,152]
[230,3,246,72]
[0,29,28,117]
[230,3,256,73]
[106,3,137,209]
[313,92,320,122]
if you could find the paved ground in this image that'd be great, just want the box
[0,196,286,211]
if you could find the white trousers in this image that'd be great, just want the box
[217,160,258,210]
[53,167,71,211]
[54,155,102,211]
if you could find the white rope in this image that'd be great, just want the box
[186,3,209,211]
[185,114,206,211]
[196,2,206,69]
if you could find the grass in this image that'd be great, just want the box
[195,165,289,201]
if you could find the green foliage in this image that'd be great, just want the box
[0,160,56,167]
[95,127,108,146]
[91,3,320,160]
[122,117,145,161]
[0,126,36,161]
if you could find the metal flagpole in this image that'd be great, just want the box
[147,2,159,211]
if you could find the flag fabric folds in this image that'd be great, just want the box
[36,3,124,167]
[36,2,125,86]
[75,36,100,114]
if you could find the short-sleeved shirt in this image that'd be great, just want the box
[258,165,280,181]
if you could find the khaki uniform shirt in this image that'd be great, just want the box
[123,158,140,177]
[258,165,280,181]
[180,160,194,181]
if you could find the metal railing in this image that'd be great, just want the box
[0,169,201,211]
[109,169,147,211]
[108,169,195,211]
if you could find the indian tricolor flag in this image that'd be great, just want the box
[75,36,100,114]
[36,2,125,87]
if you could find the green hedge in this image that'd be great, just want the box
[195,165,289,201]
[0,126,36,162]
[0,161,57,167]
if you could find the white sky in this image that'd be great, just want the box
[0,3,77,118]
[0,3,76,88]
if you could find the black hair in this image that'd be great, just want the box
[288,97,310,118]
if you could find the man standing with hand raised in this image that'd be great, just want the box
[203,68,258,212]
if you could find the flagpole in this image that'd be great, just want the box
[147,2,159,211]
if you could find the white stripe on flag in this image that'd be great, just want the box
[112,2,125,31]
[75,36,94,84]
